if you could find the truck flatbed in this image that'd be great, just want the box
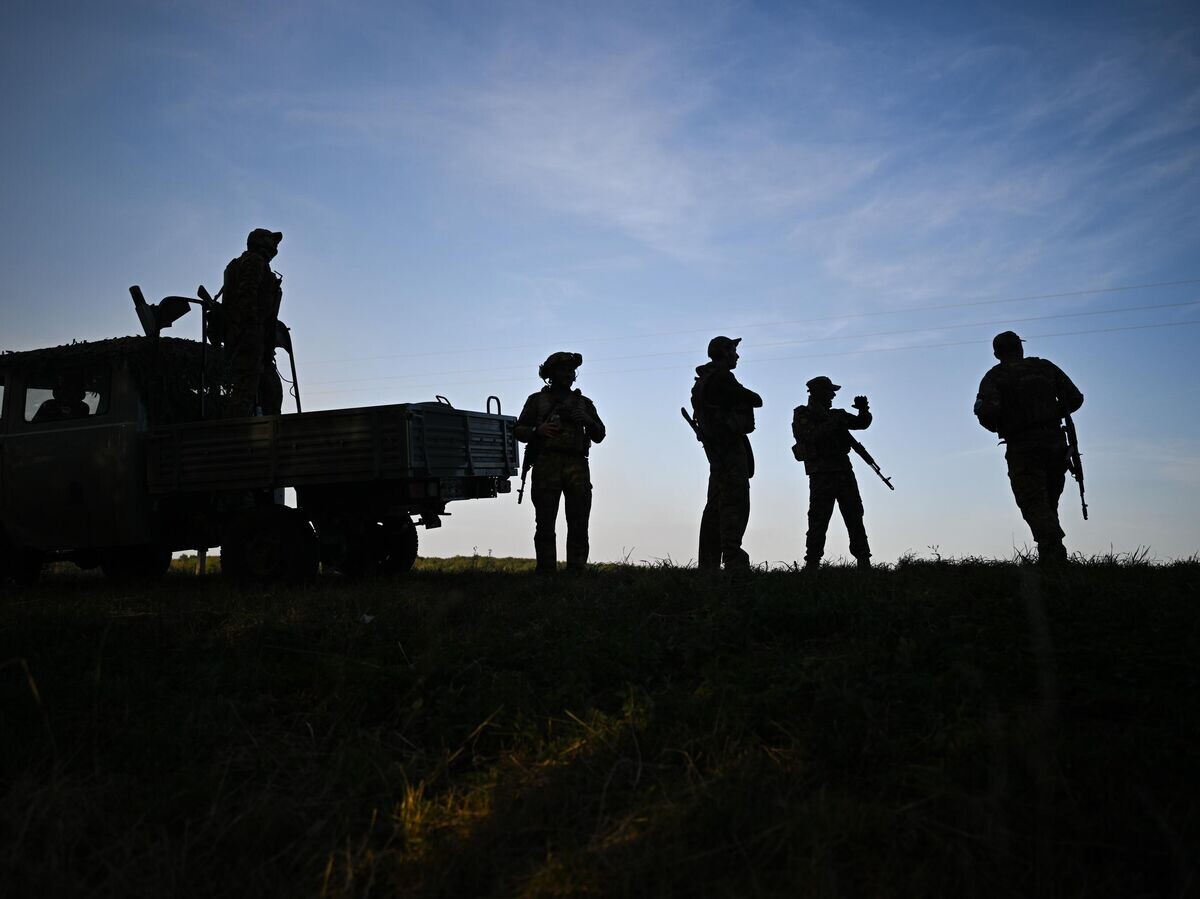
[147,401,517,493]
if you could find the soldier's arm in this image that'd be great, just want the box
[514,396,540,443]
[580,398,606,443]
[844,408,872,430]
[730,374,764,408]
[710,371,762,408]
[1051,363,1084,415]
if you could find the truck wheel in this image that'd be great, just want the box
[222,506,318,581]
[379,517,419,574]
[102,546,172,582]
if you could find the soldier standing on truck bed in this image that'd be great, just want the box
[515,352,606,574]
[693,336,762,571]
[974,330,1084,564]
[792,376,874,570]
[222,228,284,417]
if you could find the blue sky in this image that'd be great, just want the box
[2,0,1198,563]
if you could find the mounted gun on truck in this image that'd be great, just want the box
[0,286,518,583]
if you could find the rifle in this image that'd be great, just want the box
[1063,413,1088,520]
[848,435,895,490]
[680,407,703,442]
[517,391,578,504]
[517,452,533,504]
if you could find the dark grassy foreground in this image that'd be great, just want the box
[2,557,1198,899]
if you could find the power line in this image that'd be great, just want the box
[305,299,1200,388]
[304,317,1200,399]
[306,277,1200,365]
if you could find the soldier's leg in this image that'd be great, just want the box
[837,472,871,566]
[563,459,592,569]
[698,465,722,569]
[226,338,264,418]
[1042,444,1070,561]
[717,447,751,568]
[258,361,283,415]
[530,456,564,574]
[1006,448,1064,557]
[805,474,836,566]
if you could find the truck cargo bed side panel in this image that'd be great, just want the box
[147,404,516,494]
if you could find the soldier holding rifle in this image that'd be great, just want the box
[515,352,605,574]
[974,330,1084,565]
[689,336,763,571]
[792,376,882,570]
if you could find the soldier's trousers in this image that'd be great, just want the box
[699,442,751,569]
[1005,439,1068,556]
[530,452,592,573]
[805,470,870,564]
[226,325,282,417]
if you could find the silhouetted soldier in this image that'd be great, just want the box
[223,228,284,417]
[792,376,873,570]
[694,336,762,570]
[974,330,1084,564]
[32,372,91,423]
[515,352,606,574]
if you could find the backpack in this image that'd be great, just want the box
[999,358,1061,434]
[790,405,809,461]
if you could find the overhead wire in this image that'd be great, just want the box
[304,317,1200,398]
[306,277,1200,365]
[304,298,1200,389]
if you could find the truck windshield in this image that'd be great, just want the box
[25,365,110,423]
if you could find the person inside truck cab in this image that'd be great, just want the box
[31,372,91,423]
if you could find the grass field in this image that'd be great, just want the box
[2,556,1197,898]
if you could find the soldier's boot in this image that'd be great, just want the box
[802,555,821,573]
[1037,540,1068,566]
[533,530,558,575]
[854,555,872,570]
[723,547,751,570]
[564,530,589,573]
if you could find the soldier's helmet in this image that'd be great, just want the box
[806,375,841,394]
[247,228,283,251]
[992,330,1023,355]
[707,335,742,359]
[538,351,583,381]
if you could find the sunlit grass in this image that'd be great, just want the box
[3,556,1198,897]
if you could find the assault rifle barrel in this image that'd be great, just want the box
[848,435,895,490]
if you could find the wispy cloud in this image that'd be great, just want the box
[169,2,1199,299]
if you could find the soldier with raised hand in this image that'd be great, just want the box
[792,376,873,570]
[974,330,1084,564]
[515,352,606,574]
[693,336,763,570]
[222,228,284,417]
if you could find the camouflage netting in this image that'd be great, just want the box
[2,335,232,423]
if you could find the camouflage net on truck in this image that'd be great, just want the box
[127,337,232,422]
[3,336,232,423]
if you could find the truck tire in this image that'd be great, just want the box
[221,506,319,581]
[379,517,419,574]
[102,545,172,581]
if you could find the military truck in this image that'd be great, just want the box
[0,293,518,583]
